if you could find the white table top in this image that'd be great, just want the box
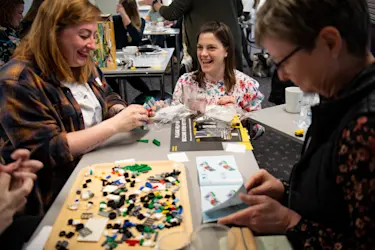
[249,104,305,143]
[27,125,291,249]
[102,48,174,76]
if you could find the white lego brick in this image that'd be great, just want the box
[102,185,118,193]
[106,194,120,202]
[78,218,109,242]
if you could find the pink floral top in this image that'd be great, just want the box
[172,70,264,112]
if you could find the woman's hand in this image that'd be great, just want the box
[218,194,301,234]
[0,149,43,175]
[0,172,34,234]
[112,105,149,132]
[246,169,285,201]
[217,96,236,106]
[116,4,127,16]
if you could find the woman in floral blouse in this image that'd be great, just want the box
[219,0,375,248]
[172,21,264,137]
[0,0,24,67]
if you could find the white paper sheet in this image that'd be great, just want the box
[167,152,189,162]
[225,143,246,153]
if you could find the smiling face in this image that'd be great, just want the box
[11,4,24,28]
[197,32,228,76]
[57,22,97,68]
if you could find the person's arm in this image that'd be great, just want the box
[237,0,244,17]
[286,115,375,249]
[96,67,127,117]
[236,74,264,112]
[172,74,189,104]
[116,3,131,27]
[125,18,146,45]
[157,0,193,21]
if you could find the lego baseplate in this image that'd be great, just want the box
[45,161,193,250]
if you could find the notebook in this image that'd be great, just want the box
[196,155,248,223]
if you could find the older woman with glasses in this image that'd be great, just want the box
[219,0,375,248]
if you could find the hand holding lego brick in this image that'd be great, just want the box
[112,105,150,132]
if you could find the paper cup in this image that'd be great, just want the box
[285,87,302,113]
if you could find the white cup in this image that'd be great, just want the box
[285,87,302,113]
[122,46,138,55]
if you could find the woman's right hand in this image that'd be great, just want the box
[246,169,285,201]
[112,105,149,132]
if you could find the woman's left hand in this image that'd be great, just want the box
[217,96,236,106]
[218,193,301,234]
[116,3,126,16]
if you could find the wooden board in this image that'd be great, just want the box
[45,161,193,249]
[230,227,258,250]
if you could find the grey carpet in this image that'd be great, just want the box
[121,60,301,180]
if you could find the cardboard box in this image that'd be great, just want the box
[92,14,117,70]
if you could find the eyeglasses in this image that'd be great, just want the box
[274,46,302,70]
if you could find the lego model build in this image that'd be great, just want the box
[93,21,116,70]
[45,161,193,250]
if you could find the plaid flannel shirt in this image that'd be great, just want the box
[0,58,126,213]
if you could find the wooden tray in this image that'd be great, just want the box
[45,161,193,249]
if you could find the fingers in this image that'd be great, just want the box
[18,160,43,173]
[0,159,21,173]
[11,149,31,161]
[218,207,252,226]
[0,172,11,191]
[245,169,268,192]
[135,113,149,123]
[239,193,268,205]
[11,177,34,198]
[126,105,148,115]
[12,172,38,181]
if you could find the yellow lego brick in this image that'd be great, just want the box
[295,129,304,137]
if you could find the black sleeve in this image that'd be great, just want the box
[126,18,145,46]
[159,0,193,21]
[237,0,244,17]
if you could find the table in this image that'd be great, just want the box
[27,126,291,250]
[144,26,180,86]
[249,104,305,144]
[103,48,174,102]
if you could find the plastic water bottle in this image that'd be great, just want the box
[298,93,319,130]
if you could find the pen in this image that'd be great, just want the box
[129,66,152,69]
